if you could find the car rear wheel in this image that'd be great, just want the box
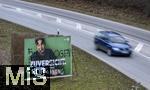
[95,45,99,50]
[107,49,112,56]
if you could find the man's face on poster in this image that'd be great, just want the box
[36,40,45,55]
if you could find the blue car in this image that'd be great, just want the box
[94,31,132,56]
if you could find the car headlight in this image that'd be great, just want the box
[129,47,132,51]
[112,47,120,51]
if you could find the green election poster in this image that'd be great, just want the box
[24,36,72,78]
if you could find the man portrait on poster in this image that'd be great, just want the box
[30,38,56,61]
[30,37,58,77]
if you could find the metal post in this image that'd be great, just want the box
[57,29,60,35]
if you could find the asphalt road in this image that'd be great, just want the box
[0,0,150,89]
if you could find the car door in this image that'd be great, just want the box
[95,33,108,51]
[99,36,110,52]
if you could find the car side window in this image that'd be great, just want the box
[96,33,108,40]
[96,33,103,38]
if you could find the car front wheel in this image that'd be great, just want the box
[127,53,132,57]
[107,49,112,56]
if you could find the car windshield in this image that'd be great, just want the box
[109,36,126,43]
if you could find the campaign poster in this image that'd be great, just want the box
[24,36,72,78]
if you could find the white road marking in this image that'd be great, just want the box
[56,17,61,23]
[37,13,42,18]
[76,23,82,30]
[16,8,22,12]
[134,43,144,52]
[135,52,150,59]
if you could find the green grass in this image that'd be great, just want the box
[0,19,146,89]
[25,0,150,30]
[0,19,40,65]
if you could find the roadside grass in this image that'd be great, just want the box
[0,19,146,89]
[0,19,39,50]
[0,19,39,65]
[25,0,150,30]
